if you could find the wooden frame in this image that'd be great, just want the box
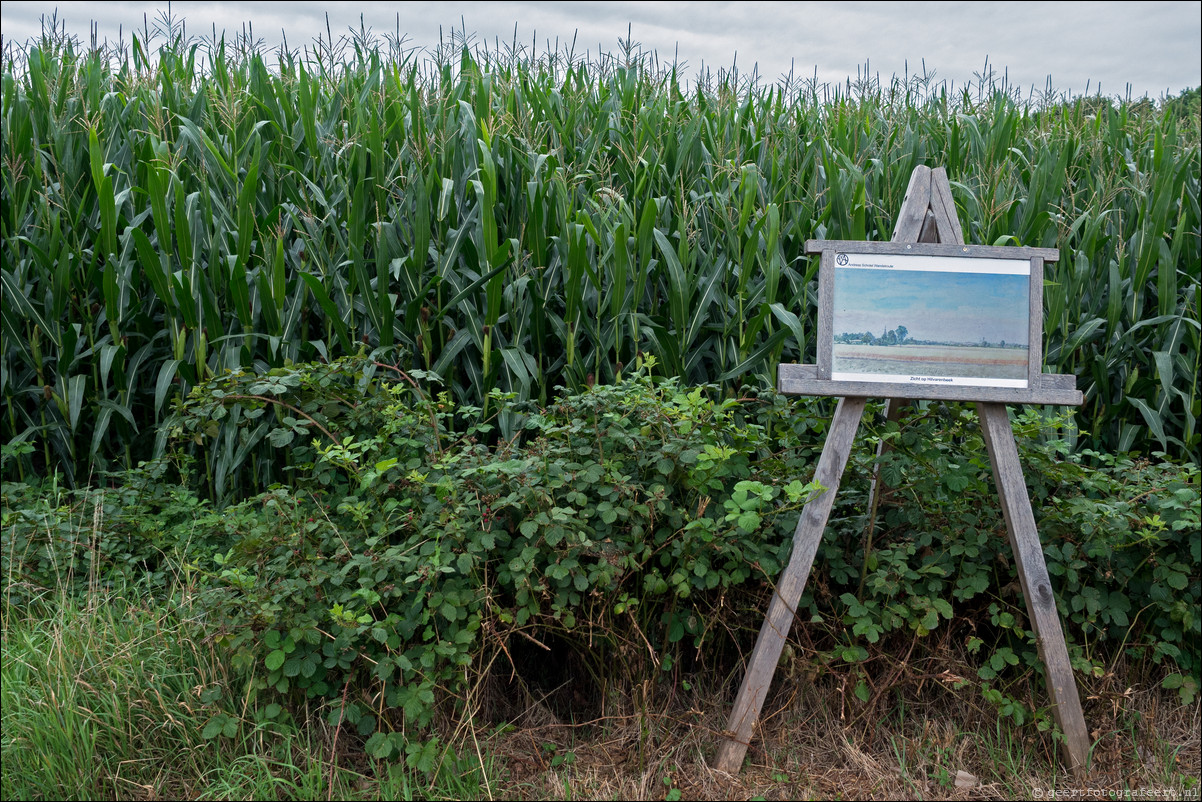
[714,166,1091,780]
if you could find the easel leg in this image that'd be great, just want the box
[714,396,867,773]
[977,403,1091,779]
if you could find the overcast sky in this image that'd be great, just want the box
[2,1,1199,99]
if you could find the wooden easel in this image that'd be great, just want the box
[714,166,1091,779]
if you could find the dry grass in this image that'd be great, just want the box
[467,651,1201,801]
[3,580,1195,800]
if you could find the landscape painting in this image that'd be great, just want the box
[830,252,1031,388]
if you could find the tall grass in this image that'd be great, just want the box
[1,585,237,799]
[2,14,1197,495]
[0,583,496,800]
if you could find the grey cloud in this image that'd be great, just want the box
[1,0,1197,98]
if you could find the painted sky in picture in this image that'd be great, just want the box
[833,269,1029,346]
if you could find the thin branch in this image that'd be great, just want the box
[219,394,339,447]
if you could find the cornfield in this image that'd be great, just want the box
[2,20,1198,494]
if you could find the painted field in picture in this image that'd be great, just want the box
[831,254,1031,388]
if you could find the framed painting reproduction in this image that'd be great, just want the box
[777,240,1081,405]
[828,246,1033,388]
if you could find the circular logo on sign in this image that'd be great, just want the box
[836,253,849,265]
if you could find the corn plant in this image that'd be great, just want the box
[2,19,1197,495]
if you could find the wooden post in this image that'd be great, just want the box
[978,403,1091,775]
[715,165,1091,780]
[714,396,866,773]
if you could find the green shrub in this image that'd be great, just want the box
[0,459,208,604]
[166,356,823,748]
[790,403,1200,718]
[5,358,1198,740]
